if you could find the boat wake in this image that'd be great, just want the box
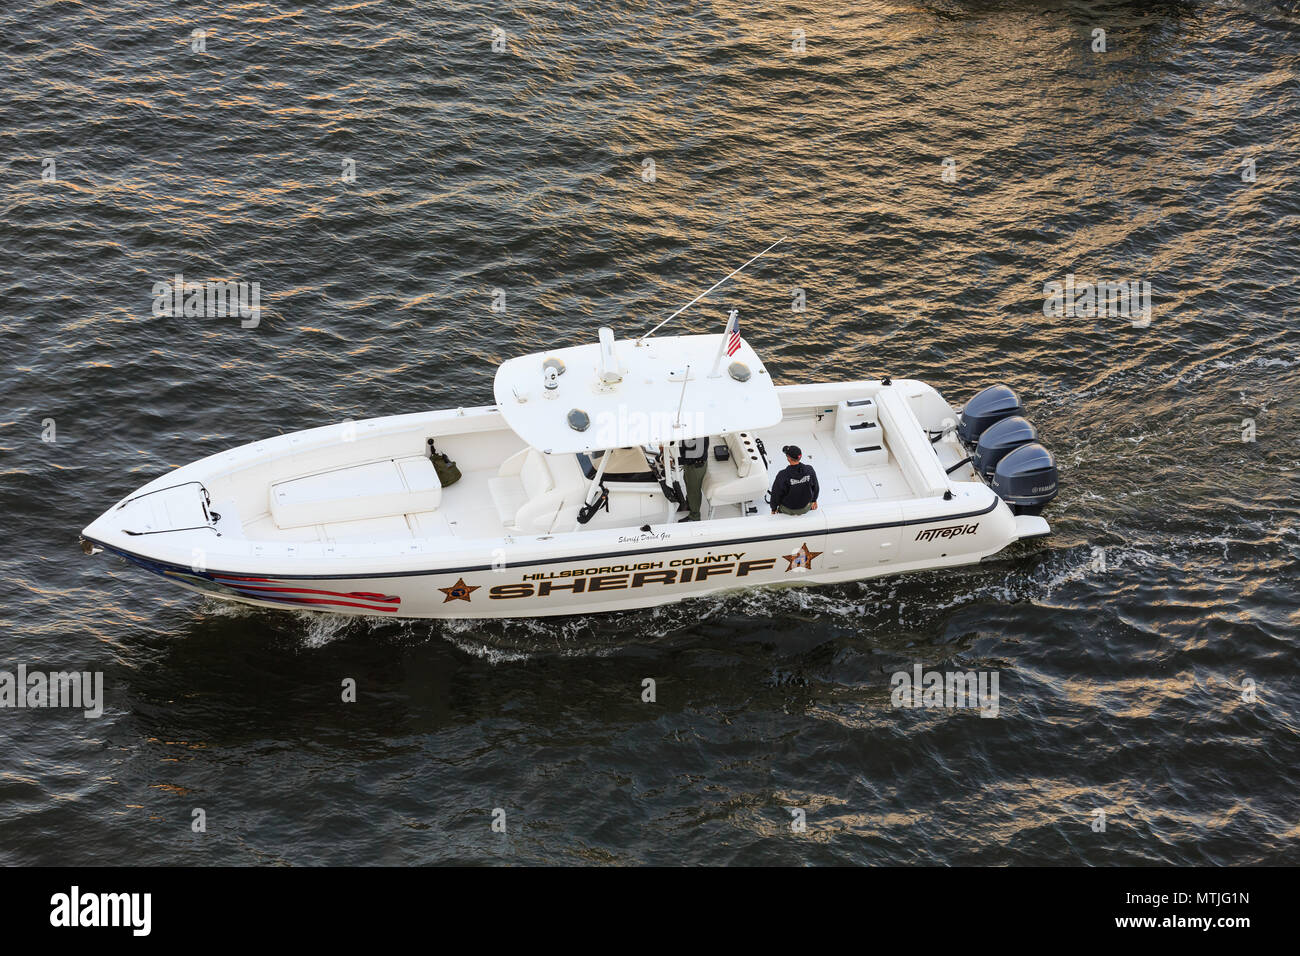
[195,532,1258,661]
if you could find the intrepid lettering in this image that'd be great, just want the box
[915,523,979,543]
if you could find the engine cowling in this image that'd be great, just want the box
[990,442,1059,515]
[958,385,1024,445]
[973,415,1038,479]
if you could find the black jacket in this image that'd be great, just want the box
[771,462,819,511]
[679,436,709,466]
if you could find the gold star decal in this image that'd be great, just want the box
[782,542,822,572]
[438,577,480,603]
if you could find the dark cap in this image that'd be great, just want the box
[782,444,802,459]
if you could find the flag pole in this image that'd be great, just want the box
[709,309,738,378]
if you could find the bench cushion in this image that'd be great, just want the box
[876,387,949,498]
[270,456,441,530]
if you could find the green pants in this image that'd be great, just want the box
[777,504,812,516]
[684,461,706,519]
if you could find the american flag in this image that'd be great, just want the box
[725,310,741,356]
[209,573,402,612]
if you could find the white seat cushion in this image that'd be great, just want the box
[703,466,768,508]
[270,456,441,530]
[487,475,528,525]
[491,447,585,532]
[514,489,570,533]
[519,448,554,498]
[702,433,768,507]
[491,448,553,526]
[877,387,949,498]
[725,432,762,478]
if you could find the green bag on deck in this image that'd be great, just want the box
[427,439,462,487]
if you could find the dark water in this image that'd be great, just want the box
[2,0,1298,865]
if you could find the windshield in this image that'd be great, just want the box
[576,447,660,482]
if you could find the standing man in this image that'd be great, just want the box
[678,435,709,522]
[770,445,819,516]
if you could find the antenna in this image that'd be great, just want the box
[673,364,691,429]
[637,236,787,346]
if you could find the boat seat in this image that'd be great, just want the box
[877,386,950,499]
[489,448,585,533]
[701,432,768,509]
[270,456,441,531]
[488,448,544,525]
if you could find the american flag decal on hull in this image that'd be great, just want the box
[210,574,401,613]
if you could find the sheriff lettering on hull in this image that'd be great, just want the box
[490,552,778,599]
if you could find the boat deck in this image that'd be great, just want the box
[760,420,913,506]
[237,414,917,546]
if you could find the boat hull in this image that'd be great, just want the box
[84,492,1031,619]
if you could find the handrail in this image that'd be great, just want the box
[124,525,223,537]
[115,480,212,512]
[114,480,222,536]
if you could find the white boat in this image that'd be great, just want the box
[80,319,1060,619]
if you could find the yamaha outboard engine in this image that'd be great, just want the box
[972,415,1037,479]
[990,442,1059,515]
[958,385,1024,445]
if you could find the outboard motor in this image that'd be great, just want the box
[957,385,1024,445]
[990,442,1059,515]
[972,415,1037,479]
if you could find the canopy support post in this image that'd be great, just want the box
[664,443,681,524]
[573,450,610,531]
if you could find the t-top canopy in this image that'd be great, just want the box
[493,331,783,454]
